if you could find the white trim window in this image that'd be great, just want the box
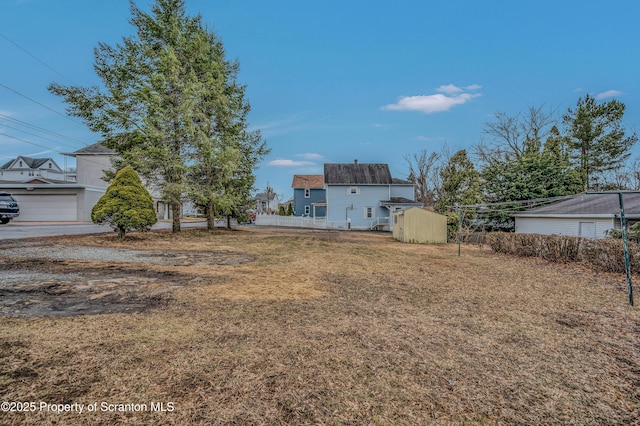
[348,186,360,195]
[304,188,311,198]
[364,206,375,219]
[304,205,310,215]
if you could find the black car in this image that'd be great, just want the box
[0,192,20,224]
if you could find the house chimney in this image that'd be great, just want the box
[354,159,358,165]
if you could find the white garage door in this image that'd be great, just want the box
[13,194,77,222]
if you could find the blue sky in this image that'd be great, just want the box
[1,0,639,201]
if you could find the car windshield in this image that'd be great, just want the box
[0,195,15,202]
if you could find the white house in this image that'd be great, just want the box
[0,143,196,222]
[324,161,422,231]
[0,152,103,221]
[0,156,74,182]
[513,193,640,239]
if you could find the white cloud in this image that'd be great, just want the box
[382,93,480,114]
[596,90,623,100]
[414,135,447,143]
[382,83,481,114]
[268,159,315,167]
[436,84,463,95]
[296,153,324,161]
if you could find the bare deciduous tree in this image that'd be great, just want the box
[405,146,450,208]
[474,104,556,164]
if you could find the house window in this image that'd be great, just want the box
[364,207,374,219]
[19,161,22,167]
[348,186,360,195]
[304,205,310,215]
[304,188,310,198]
[49,163,52,168]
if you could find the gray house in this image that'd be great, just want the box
[292,174,325,217]
[324,160,421,231]
[254,192,280,213]
[513,193,640,239]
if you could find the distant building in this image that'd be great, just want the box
[254,192,279,213]
[323,160,422,231]
[291,174,325,217]
[513,193,640,239]
[0,156,73,183]
[64,142,115,188]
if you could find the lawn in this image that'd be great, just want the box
[1,227,639,425]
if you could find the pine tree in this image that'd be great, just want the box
[48,0,269,233]
[91,166,157,240]
[563,94,638,190]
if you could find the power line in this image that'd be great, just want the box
[0,82,84,127]
[0,123,84,152]
[0,113,88,147]
[0,31,74,84]
[0,132,112,171]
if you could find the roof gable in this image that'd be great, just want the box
[72,142,117,155]
[292,174,324,189]
[1,156,61,171]
[324,162,392,185]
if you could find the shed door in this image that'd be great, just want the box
[13,194,77,221]
[579,221,596,238]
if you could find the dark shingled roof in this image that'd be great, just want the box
[71,142,116,155]
[381,197,423,205]
[1,157,55,170]
[515,193,640,216]
[292,175,324,189]
[254,192,277,201]
[324,162,392,185]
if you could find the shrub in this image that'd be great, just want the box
[486,232,640,274]
[91,166,157,240]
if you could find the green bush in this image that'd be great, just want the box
[91,166,157,240]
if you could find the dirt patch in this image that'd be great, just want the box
[0,237,256,317]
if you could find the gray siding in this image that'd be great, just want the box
[515,217,615,239]
[389,185,414,199]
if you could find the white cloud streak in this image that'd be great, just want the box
[382,84,481,114]
[296,153,324,161]
[595,90,623,100]
[268,159,315,167]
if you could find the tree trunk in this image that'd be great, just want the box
[207,200,215,230]
[172,203,181,233]
[226,215,231,229]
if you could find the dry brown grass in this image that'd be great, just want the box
[1,227,639,425]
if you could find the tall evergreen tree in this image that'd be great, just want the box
[563,94,638,190]
[435,149,482,212]
[479,126,582,230]
[49,0,262,233]
[186,27,268,230]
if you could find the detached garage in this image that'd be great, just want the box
[393,207,447,244]
[513,193,640,239]
[0,184,105,222]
